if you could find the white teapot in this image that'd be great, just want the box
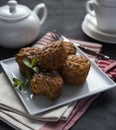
[0,0,47,48]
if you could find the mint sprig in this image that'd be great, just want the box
[13,77,29,91]
[13,58,40,91]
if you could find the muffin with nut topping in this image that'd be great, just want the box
[59,55,91,85]
[16,47,42,75]
[38,40,67,70]
[62,41,77,55]
[30,71,63,99]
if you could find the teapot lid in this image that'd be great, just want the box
[0,0,31,20]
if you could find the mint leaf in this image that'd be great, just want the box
[31,58,38,66]
[23,59,32,68]
[19,85,22,91]
[32,67,39,73]
[13,77,21,87]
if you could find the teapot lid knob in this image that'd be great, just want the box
[8,0,17,13]
[0,0,31,20]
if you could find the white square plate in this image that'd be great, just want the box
[0,47,116,115]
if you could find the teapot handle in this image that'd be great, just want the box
[33,3,47,26]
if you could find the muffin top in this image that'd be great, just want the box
[60,55,91,76]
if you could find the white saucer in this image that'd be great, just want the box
[81,14,116,44]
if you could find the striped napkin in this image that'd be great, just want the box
[33,32,102,53]
[0,32,116,130]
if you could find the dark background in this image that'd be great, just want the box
[0,0,116,130]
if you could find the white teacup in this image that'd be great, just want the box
[86,0,116,33]
[97,0,116,7]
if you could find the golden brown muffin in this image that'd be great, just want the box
[16,47,41,75]
[30,71,63,99]
[38,40,67,70]
[62,41,77,55]
[59,55,91,85]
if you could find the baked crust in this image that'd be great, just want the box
[38,40,67,70]
[16,47,41,75]
[62,41,76,55]
[59,55,91,85]
[30,71,63,99]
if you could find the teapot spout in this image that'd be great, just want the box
[33,3,47,25]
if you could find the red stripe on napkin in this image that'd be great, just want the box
[97,60,116,80]
[33,32,102,53]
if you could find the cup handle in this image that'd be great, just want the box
[33,3,48,26]
[86,0,95,17]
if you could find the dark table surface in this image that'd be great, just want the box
[0,0,116,130]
